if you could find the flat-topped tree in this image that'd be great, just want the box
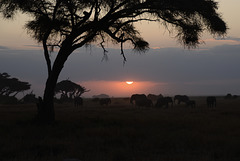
[55,80,89,100]
[0,0,227,123]
[0,72,31,97]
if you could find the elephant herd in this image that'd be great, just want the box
[73,94,217,108]
[130,94,217,108]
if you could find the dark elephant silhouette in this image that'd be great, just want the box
[130,94,152,107]
[155,97,173,108]
[174,95,189,104]
[206,96,216,107]
[130,94,147,105]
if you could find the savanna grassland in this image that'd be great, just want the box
[1,96,240,161]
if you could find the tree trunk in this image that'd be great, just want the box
[36,76,56,124]
[36,44,73,124]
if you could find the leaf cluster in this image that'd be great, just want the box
[147,0,227,47]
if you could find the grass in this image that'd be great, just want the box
[0,97,240,161]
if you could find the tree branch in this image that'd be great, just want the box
[43,40,52,76]
[72,32,97,51]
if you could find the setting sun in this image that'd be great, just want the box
[126,81,134,85]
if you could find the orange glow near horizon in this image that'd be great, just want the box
[78,80,167,97]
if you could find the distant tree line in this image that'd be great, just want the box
[0,73,89,104]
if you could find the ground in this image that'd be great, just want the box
[0,96,240,161]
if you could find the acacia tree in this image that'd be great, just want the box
[0,72,31,97]
[0,0,227,123]
[55,79,89,100]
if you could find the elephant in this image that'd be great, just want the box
[206,96,216,107]
[155,97,173,108]
[174,95,189,104]
[130,94,152,107]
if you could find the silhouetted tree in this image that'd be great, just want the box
[0,0,227,123]
[21,91,38,103]
[0,72,31,97]
[55,79,89,102]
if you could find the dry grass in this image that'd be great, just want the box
[1,97,240,161]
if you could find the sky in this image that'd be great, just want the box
[0,0,240,98]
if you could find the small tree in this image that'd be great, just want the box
[55,80,89,102]
[0,0,227,123]
[21,91,38,103]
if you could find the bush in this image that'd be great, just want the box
[22,93,38,103]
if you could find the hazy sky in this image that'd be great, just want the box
[1,0,240,98]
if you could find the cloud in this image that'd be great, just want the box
[202,37,240,47]
[216,36,240,42]
[1,44,240,96]
[23,44,43,49]
[0,46,8,50]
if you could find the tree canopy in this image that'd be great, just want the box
[1,0,227,53]
[0,72,31,97]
